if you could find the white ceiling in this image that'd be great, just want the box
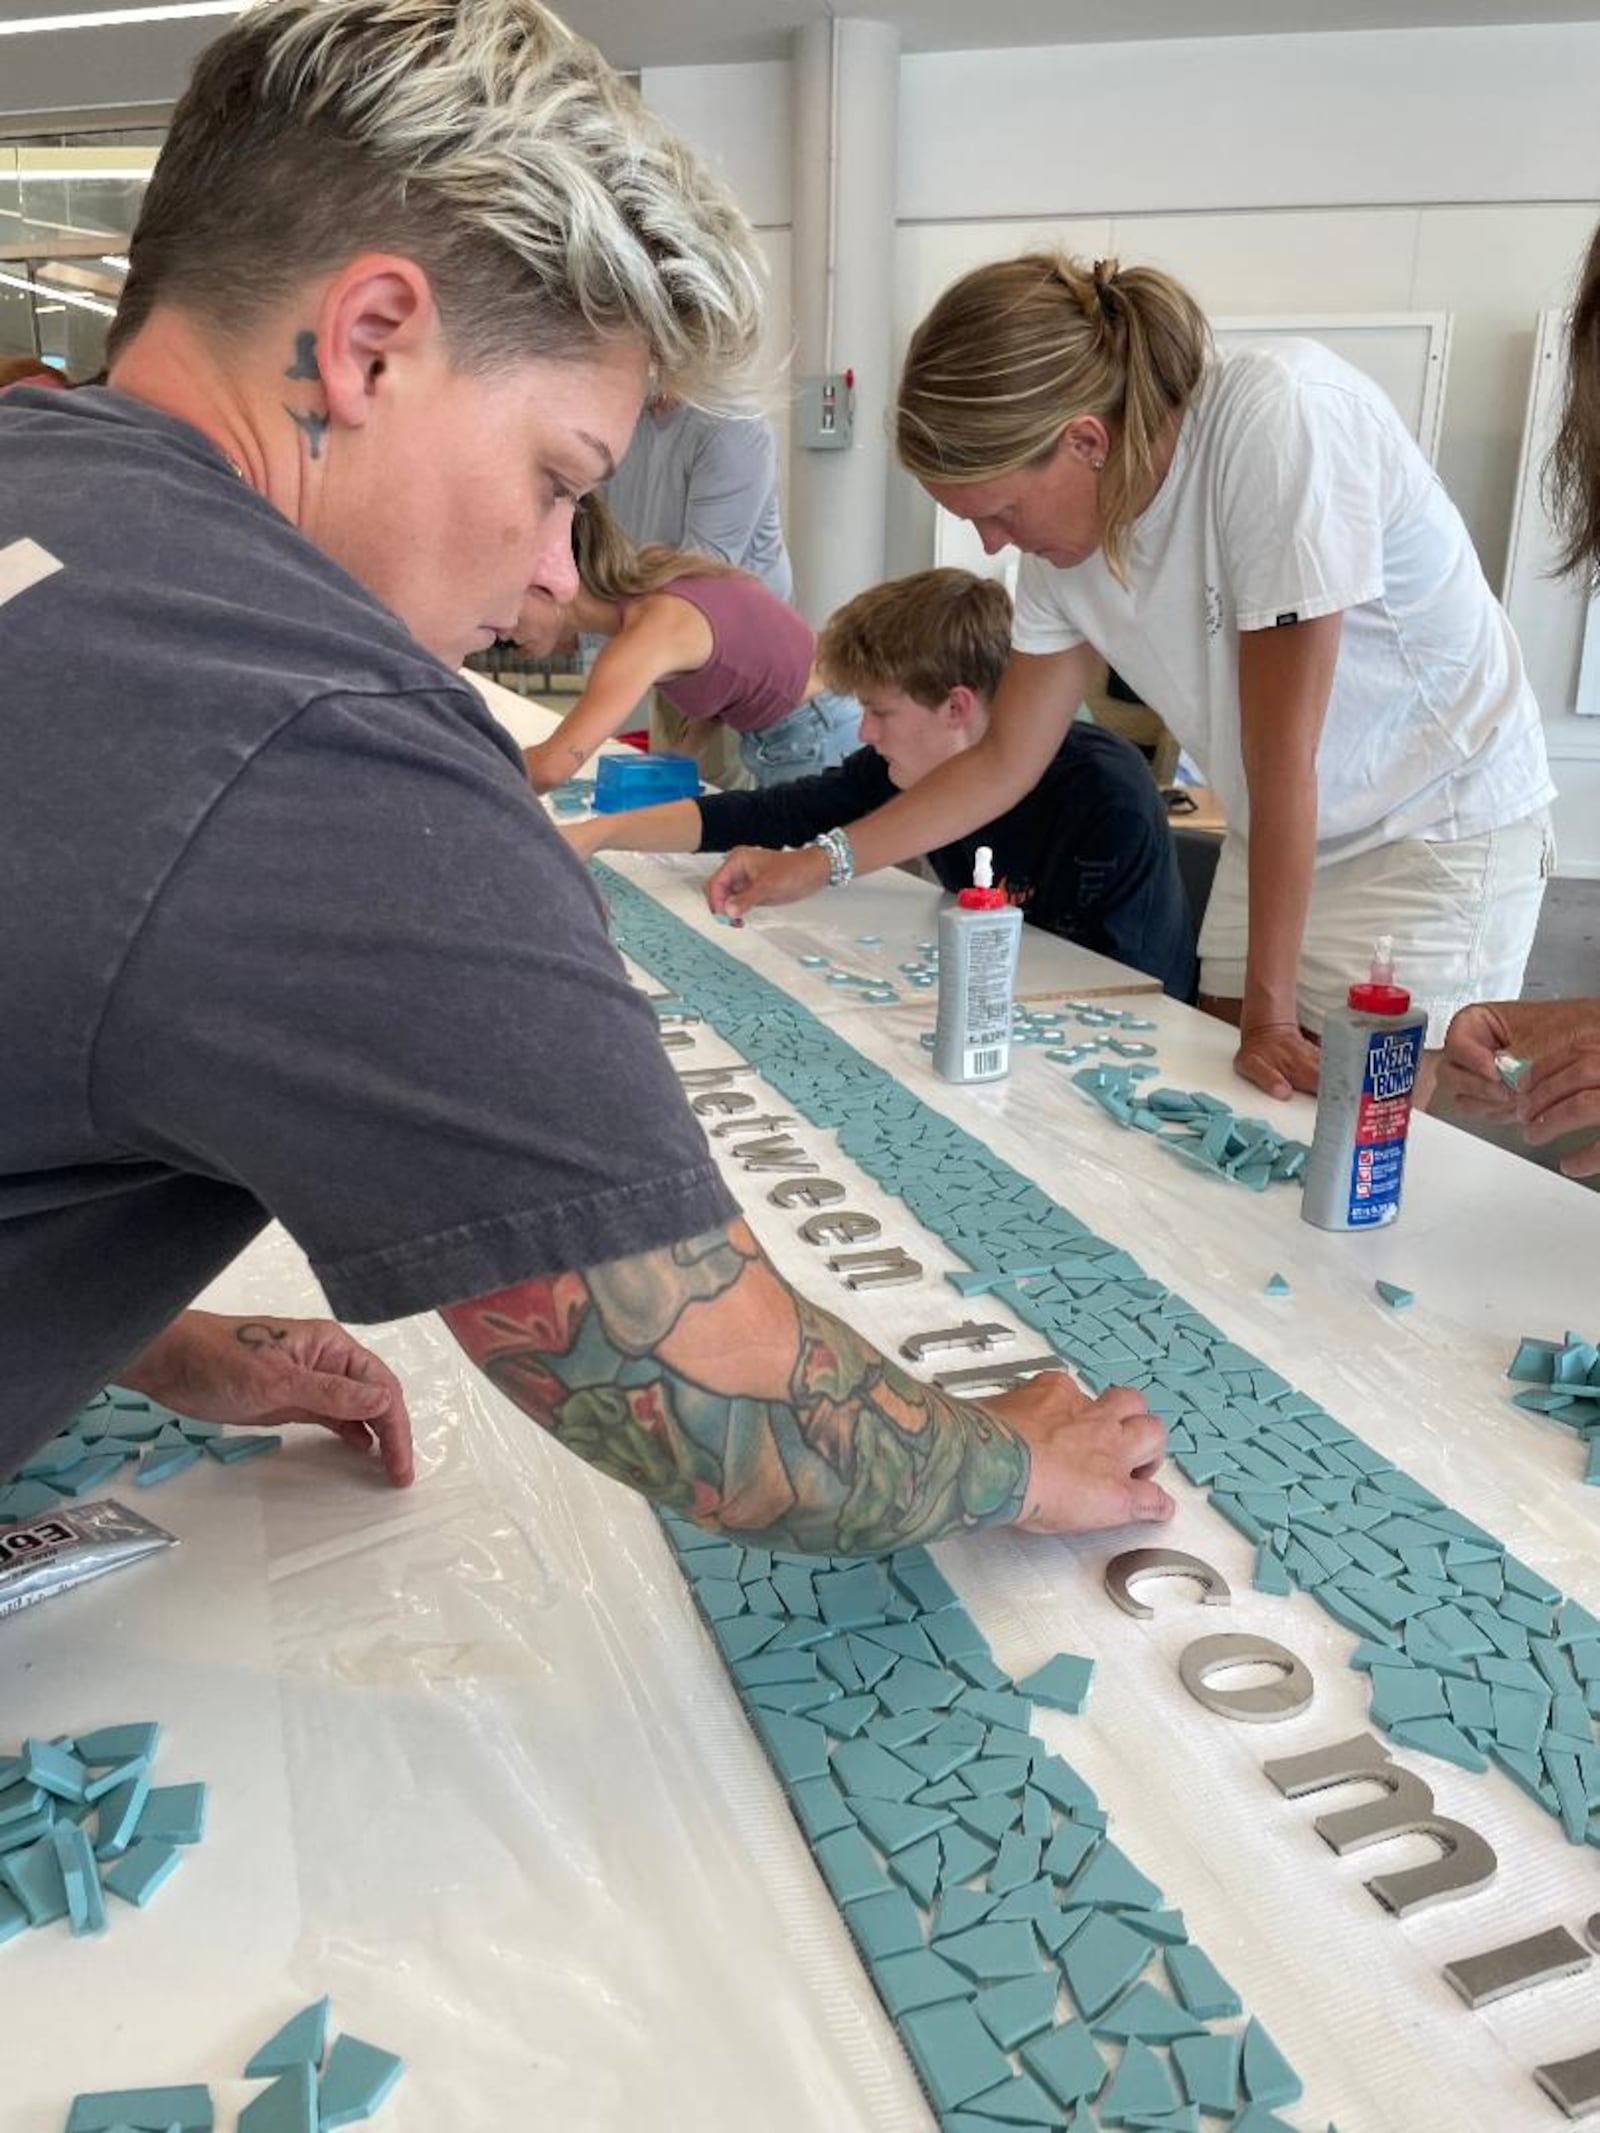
[557,0,1600,68]
[3,0,1600,72]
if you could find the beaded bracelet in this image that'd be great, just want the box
[810,826,855,889]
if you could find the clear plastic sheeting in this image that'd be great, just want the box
[8,680,1600,2130]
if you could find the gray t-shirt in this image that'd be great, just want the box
[605,400,793,600]
[0,387,735,1475]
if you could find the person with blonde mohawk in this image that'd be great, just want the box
[0,2,1171,1548]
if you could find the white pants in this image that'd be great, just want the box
[1198,809,1557,1043]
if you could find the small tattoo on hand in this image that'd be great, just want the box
[285,406,330,460]
[236,1321,289,1350]
[285,330,321,382]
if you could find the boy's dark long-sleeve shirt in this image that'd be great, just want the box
[696,724,1198,1000]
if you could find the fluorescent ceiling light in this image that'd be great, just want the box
[99,254,129,270]
[0,265,115,316]
[0,2,242,35]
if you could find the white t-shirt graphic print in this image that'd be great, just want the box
[1012,340,1552,861]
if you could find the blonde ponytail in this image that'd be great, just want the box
[896,252,1211,584]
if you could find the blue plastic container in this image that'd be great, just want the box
[593,752,701,814]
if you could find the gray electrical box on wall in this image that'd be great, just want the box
[796,372,853,450]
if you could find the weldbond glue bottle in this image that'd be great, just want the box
[1301,936,1427,1231]
[933,846,1022,1084]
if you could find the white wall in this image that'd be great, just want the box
[644,22,1600,870]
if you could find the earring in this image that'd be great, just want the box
[1090,459,1106,474]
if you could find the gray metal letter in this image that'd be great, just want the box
[769,1177,845,1211]
[1536,2049,1600,2119]
[1263,1732,1498,1917]
[798,1210,882,1247]
[828,1246,923,1290]
[1443,1926,1590,2010]
[1105,1548,1233,1621]
[899,1322,1015,1363]
[933,1355,1064,1397]
[692,1089,756,1118]
[1178,1632,1313,1724]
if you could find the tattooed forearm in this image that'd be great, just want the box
[442,1222,1029,1554]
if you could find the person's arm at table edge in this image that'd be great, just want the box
[441,1216,1172,1553]
[707,645,1100,915]
[1231,613,1342,1098]
[524,601,705,793]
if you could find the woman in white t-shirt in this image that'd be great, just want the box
[710,253,1554,1098]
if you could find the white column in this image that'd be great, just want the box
[788,17,899,628]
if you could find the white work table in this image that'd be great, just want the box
[8,682,1599,2133]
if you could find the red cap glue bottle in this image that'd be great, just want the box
[932,845,1023,1084]
[1300,936,1428,1231]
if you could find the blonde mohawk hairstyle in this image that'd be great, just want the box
[109,0,767,402]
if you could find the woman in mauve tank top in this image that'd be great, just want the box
[518,495,859,792]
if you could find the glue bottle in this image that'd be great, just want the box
[933,846,1022,1084]
[1300,936,1427,1231]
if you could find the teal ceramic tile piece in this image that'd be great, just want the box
[1240,2017,1303,2108]
[814,1563,893,1629]
[100,1837,181,1909]
[874,1946,974,2017]
[1163,1945,1241,2020]
[1491,1683,1550,1755]
[932,1889,1000,1942]
[317,2034,404,2130]
[988,1833,1043,1896]
[1062,1841,1162,1914]
[0,1885,27,1945]
[888,1833,944,1906]
[1021,1789,1053,1843]
[1042,1821,1099,1885]
[22,1736,88,1802]
[851,1796,954,1857]
[1229,2110,1301,2132]
[1096,2038,1181,2124]
[84,1754,152,1804]
[1020,2021,1108,2109]
[962,2070,1071,2124]
[940,1826,1000,1887]
[0,1832,68,1925]
[1388,1717,1488,1772]
[919,1777,975,1811]
[961,1758,1032,1799]
[1170,2030,1242,2115]
[0,1779,44,1827]
[203,1432,284,1465]
[238,2064,316,2133]
[1136,1909,1188,1946]
[1015,1655,1095,1715]
[1093,1981,1207,2043]
[937,1920,1044,1982]
[955,1795,1024,1845]
[842,1633,896,1687]
[862,1621,940,1663]
[52,1453,133,1497]
[753,1712,831,1784]
[0,1804,54,1856]
[1264,1274,1292,1298]
[711,1614,781,1663]
[1367,1665,1448,1729]
[900,2000,1014,2112]
[925,1612,992,1663]
[844,1885,925,1961]
[95,1775,152,1860]
[53,1819,107,1935]
[135,1443,204,1488]
[1060,1912,1156,2020]
[135,1782,206,1846]
[821,1695,882,1741]
[972,1971,1061,2051]
[833,1739,924,1803]
[66,2088,213,2131]
[791,1777,857,1842]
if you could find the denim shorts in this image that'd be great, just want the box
[738,689,862,788]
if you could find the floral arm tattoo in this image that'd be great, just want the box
[442,1219,1029,1554]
